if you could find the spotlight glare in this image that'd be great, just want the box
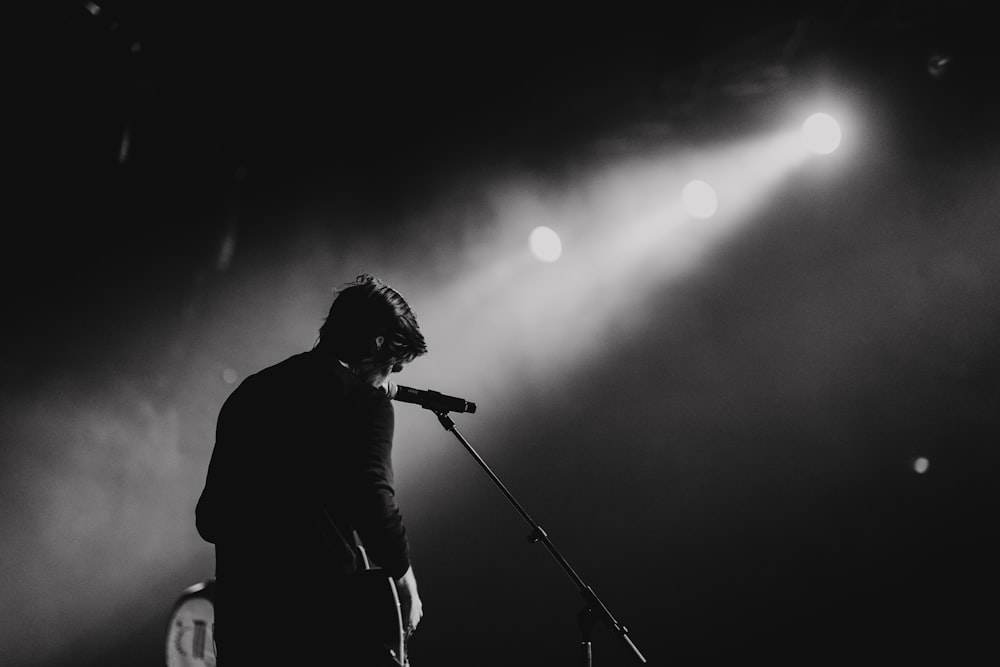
[529,226,563,263]
[801,113,842,155]
[682,180,718,219]
[927,52,952,79]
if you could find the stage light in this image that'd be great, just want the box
[529,226,563,263]
[682,180,718,219]
[927,52,952,79]
[801,113,842,155]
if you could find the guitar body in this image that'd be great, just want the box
[165,565,407,666]
[355,544,409,667]
[166,580,216,667]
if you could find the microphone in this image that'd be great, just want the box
[385,381,477,414]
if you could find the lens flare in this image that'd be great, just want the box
[801,113,842,155]
[529,226,563,263]
[682,180,719,219]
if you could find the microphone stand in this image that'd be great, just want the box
[432,410,647,666]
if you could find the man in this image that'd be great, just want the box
[196,274,427,665]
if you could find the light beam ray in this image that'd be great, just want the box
[400,131,810,414]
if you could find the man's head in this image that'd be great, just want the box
[316,274,427,385]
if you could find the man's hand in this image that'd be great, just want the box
[396,565,423,634]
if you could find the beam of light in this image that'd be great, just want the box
[801,113,842,155]
[386,129,811,468]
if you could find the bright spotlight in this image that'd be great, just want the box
[529,226,562,263]
[801,113,842,155]
[682,180,718,219]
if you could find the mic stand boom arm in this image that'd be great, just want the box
[432,411,647,666]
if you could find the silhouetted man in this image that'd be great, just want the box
[196,274,427,664]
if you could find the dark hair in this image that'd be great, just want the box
[316,274,427,369]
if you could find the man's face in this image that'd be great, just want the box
[359,336,409,388]
[372,362,406,388]
[367,365,394,389]
[362,336,404,388]
[362,361,404,391]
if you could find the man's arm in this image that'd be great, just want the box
[195,453,219,544]
[348,398,423,630]
[396,564,423,632]
[346,397,411,579]
[196,395,238,544]
[195,381,249,545]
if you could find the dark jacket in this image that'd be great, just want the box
[195,349,410,661]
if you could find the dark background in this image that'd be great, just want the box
[4,2,998,666]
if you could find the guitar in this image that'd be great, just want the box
[165,580,216,667]
[355,543,410,667]
[165,561,408,666]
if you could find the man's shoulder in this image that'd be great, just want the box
[245,350,327,383]
[252,351,383,399]
[223,352,319,403]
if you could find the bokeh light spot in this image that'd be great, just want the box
[529,226,563,263]
[801,113,842,155]
[682,180,719,219]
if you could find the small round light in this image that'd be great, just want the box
[913,457,930,474]
[529,226,563,263]
[682,180,718,219]
[927,52,952,79]
[801,113,842,155]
